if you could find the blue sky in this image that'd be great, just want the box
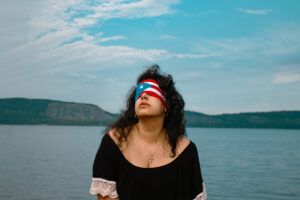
[1,0,300,114]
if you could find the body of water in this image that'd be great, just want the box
[0,125,299,200]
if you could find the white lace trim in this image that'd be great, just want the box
[89,177,119,198]
[193,182,207,200]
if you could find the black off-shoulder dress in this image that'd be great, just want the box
[89,133,207,200]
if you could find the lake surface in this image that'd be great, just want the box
[0,125,299,200]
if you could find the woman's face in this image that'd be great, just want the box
[135,92,165,118]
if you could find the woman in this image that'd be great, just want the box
[89,65,207,200]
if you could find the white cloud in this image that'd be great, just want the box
[272,72,300,84]
[191,25,300,63]
[2,0,300,113]
[176,10,218,18]
[71,0,180,27]
[98,35,126,42]
[159,35,177,40]
[0,0,188,110]
[73,18,96,27]
[0,0,213,80]
[173,53,220,59]
[236,7,277,15]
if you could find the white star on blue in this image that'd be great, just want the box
[135,82,152,101]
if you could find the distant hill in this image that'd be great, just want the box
[0,98,117,126]
[0,98,300,129]
[184,110,300,129]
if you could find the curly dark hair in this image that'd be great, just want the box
[103,64,186,157]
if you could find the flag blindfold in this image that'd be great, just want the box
[135,79,167,110]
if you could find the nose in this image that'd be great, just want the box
[140,93,148,100]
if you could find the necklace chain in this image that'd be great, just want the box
[135,124,165,167]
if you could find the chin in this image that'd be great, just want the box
[138,112,162,118]
[138,113,151,117]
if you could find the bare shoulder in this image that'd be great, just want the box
[107,128,120,145]
[176,135,191,154]
[107,128,129,151]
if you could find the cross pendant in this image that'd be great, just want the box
[148,155,154,166]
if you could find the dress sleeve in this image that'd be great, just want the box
[89,133,119,198]
[191,143,207,200]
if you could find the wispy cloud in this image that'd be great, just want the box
[236,7,277,15]
[192,25,300,64]
[1,0,213,78]
[159,35,177,40]
[176,10,218,18]
[272,71,300,84]
[71,0,181,28]
[98,35,126,43]
[173,53,220,59]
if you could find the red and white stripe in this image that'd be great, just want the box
[138,79,167,108]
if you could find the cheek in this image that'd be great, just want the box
[152,100,164,112]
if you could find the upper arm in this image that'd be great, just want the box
[190,142,207,199]
[89,133,119,198]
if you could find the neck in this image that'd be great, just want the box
[135,115,165,144]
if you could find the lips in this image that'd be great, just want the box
[139,102,150,107]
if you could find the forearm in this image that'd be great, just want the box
[97,193,119,200]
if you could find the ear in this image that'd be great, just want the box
[164,103,169,112]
